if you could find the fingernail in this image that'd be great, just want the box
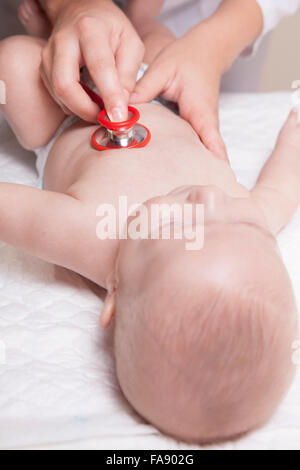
[109,107,127,122]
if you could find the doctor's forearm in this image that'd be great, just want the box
[38,0,113,23]
[125,0,164,25]
[197,0,264,73]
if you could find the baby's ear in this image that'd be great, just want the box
[100,292,116,329]
[99,272,117,329]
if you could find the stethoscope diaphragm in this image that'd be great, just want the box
[80,82,151,151]
[91,107,151,151]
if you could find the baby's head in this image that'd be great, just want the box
[102,185,298,443]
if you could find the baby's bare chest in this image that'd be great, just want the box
[61,154,240,211]
[44,120,241,204]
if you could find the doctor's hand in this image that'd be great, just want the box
[131,25,228,161]
[40,0,145,122]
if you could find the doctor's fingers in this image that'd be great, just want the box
[40,60,71,116]
[130,59,175,104]
[41,36,99,122]
[80,29,129,122]
[180,99,228,162]
[116,31,145,97]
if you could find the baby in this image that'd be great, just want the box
[0,7,299,444]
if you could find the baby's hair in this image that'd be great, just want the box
[114,265,298,444]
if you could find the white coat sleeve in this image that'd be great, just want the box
[243,0,300,57]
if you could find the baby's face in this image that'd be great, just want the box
[116,184,277,293]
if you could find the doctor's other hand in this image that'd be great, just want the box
[131,26,228,161]
[40,0,145,122]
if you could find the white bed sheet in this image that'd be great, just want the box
[1,92,300,450]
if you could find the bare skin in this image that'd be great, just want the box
[0,32,299,291]
[18,0,264,159]
[0,17,300,444]
[19,0,146,122]
[18,0,52,38]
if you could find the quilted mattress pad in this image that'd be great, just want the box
[0,93,300,450]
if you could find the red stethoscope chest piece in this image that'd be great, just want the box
[92,106,151,151]
[80,82,151,151]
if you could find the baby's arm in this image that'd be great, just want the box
[251,110,300,235]
[0,183,94,278]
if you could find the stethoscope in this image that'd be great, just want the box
[80,82,151,151]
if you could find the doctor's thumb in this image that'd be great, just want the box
[130,66,165,104]
[189,111,228,163]
[201,125,228,163]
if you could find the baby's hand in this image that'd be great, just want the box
[131,25,228,161]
